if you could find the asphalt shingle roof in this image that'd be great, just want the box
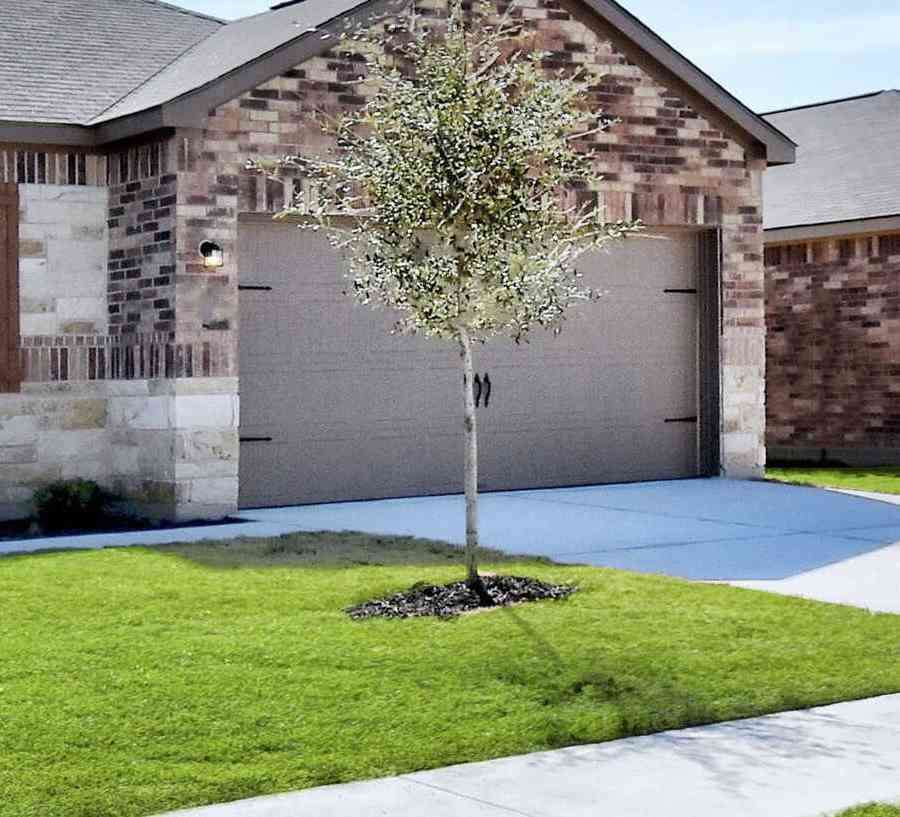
[763,90,900,230]
[93,0,377,124]
[0,0,222,126]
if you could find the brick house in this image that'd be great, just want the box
[763,91,900,465]
[0,0,794,521]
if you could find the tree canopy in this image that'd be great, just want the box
[257,1,639,343]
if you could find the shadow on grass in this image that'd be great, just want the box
[155,530,551,571]
[496,603,893,774]
[498,604,725,745]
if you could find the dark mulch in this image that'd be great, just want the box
[347,574,577,620]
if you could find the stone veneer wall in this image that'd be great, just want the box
[172,0,768,478]
[765,232,900,462]
[0,384,107,519]
[105,377,239,521]
[0,377,238,521]
[18,185,108,338]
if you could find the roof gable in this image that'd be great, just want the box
[92,0,381,125]
[0,0,222,127]
[763,90,900,231]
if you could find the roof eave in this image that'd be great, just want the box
[93,107,168,146]
[765,214,900,243]
[0,120,98,147]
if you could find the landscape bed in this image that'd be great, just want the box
[2,531,899,817]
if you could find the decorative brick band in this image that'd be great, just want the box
[19,334,233,383]
[765,233,900,267]
[0,145,106,186]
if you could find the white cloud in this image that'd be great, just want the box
[671,13,900,58]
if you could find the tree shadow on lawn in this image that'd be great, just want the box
[496,604,734,743]
[156,530,552,570]
[499,603,900,795]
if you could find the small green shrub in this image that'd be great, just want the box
[33,479,107,532]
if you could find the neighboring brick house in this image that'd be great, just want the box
[763,91,900,465]
[0,0,794,521]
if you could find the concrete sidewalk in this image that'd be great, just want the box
[159,694,900,817]
[732,539,900,613]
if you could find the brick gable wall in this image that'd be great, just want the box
[766,233,900,456]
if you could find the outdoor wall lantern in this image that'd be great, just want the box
[199,240,224,268]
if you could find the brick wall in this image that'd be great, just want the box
[107,167,176,337]
[175,0,767,476]
[766,232,900,459]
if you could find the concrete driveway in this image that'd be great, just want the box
[5,477,898,612]
[247,478,900,610]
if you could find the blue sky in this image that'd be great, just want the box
[176,0,898,112]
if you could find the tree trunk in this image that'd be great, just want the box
[459,328,493,606]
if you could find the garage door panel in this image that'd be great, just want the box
[240,432,464,507]
[239,221,702,507]
[476,357,692,426]
[639,362,699,419]
[584,233,695,289]
[630,423,698,478]
[479,423,674,491]
[476,364,639,426]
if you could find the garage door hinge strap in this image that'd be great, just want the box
[239,285,273,291]
[664,416,698,424]
[663,288,698,295]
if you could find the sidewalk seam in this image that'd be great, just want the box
[403,776,540,817]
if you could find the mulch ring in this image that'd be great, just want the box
[347,575,577,620]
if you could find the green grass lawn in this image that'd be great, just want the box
[767,466,900,495]
[836,806,900,817]
[3,533,900,817]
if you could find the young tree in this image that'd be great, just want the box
[256,1,638,601]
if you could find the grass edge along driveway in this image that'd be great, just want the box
[2,532,900,817]
[767,466,900,496]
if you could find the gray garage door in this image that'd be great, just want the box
[238,219,702,508]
